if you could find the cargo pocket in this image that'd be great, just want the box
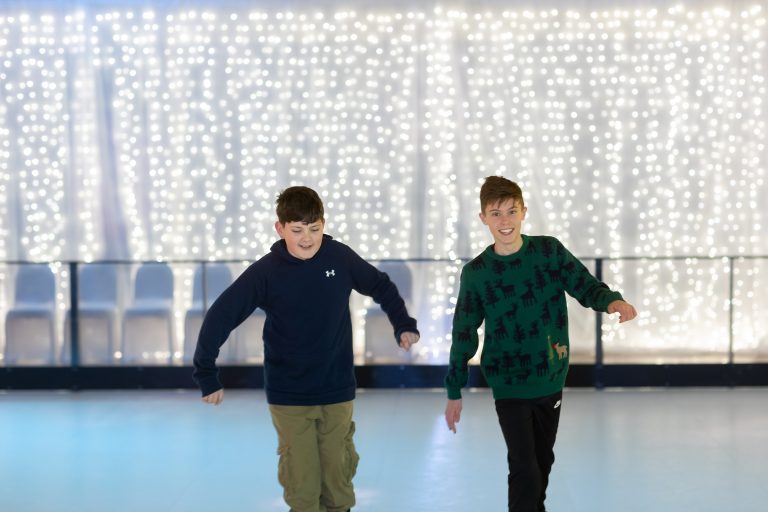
[276,444,295,495]
[344,421,360,481]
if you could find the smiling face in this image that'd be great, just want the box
[480,198,527,256]
[275,219,325,260]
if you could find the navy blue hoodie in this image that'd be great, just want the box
[193,234,419,405]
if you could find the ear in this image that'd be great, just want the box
[521,206,528,220]
[274,221,285,238]
[479,211,487,225]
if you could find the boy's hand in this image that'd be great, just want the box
[399,331,420,351]
[445,399,463,434]
[202,389,224,406]
[607,300,638,323]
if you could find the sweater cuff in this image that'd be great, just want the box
[601,292,624,312]
[446,386,463,400]
[394,324,420,345]
[195,374,223,397]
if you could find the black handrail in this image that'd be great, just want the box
[1,256,765,386]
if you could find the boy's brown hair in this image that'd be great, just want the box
[479,176,525,212]
[276,186,325,224]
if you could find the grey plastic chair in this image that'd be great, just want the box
[183,263,233,364]
[4,265,57,365]
[121,263,174,364]
[63,263,120,365]
[364,261,414,363]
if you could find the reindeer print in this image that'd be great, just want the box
[472,290,485,310]
[454,295,463,315]
[492,259,506,275]
[516,369,532,383]
[536,351,550,376]
[484,282,500,307]
[457,327,472,342]
[494,318,509,340]
[556,310,567,330]
[529,321,540,338]
[447,362,460,381]
[545,265,560,284]
[552,342,568,360]
[513,324,526,345]
[495,280,516,299]
[485,357,501,376]
[463,292,478,316]
[504,303,519,318]
[541,238,553,258]
[502,351,515,371]
[512,349,531,368]
[521,280,536,306]
[552,343,568,359]
[470,257,486,271]
[508,259,522,270]
[541,303,552,325]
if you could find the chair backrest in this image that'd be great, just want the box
[79,264,118,305]
[377,261,412,303]
[191,263,232,305]
[133,263,173,302]
[14,264,56,304]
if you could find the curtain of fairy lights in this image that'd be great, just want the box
[0,4,767,361]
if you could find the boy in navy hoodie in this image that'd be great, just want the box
[193,186,419,512]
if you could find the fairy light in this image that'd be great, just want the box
[65,11,102,262]
[0,5,765,364]
[419,5,766,363]
[2,14,67,261]
[92,10,158,259]
[0,13,6,361]
[0,16,10,270]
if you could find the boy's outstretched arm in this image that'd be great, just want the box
[399,331,420,351]
[202,389,224,406]
[607,299,638,323]
[445,399,463,434]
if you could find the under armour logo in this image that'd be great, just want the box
[554,400,561,409]
[325,270,335,277]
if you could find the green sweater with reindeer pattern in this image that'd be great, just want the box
[445,234,623,400]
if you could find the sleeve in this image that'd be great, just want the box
[555,238,623,312]
[192,262,266,396]
[444,266,484,400]
[347,248,419,344]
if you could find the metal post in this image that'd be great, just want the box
[201,262,208,313]
[68,261,80,371]
[728,257,735,385]
[594,258,604,389]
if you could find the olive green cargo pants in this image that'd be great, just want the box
[269,400,358,512]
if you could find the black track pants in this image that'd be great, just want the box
[495,391,563,512]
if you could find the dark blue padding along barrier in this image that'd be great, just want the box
[1,364,767,390]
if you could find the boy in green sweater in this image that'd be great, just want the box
[444,176,637,512]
